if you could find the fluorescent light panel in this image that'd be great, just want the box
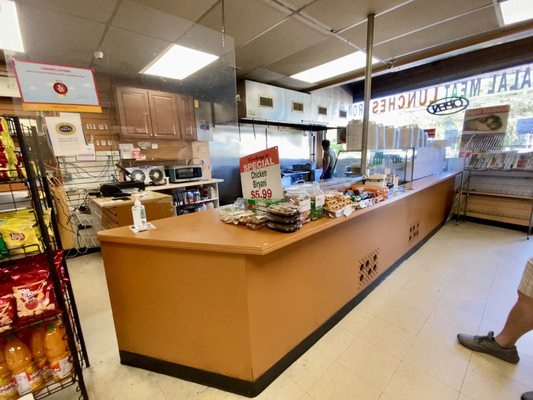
[141,44,219,80]
[0,0,24,53]
[498,0,533,25]
[291,51,379,83]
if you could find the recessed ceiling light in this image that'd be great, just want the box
[496,0,533,25]
[291,52,379,83]
[0,0,24,53]
[141,44,219,80]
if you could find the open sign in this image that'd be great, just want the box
[55,123,76,135]
[427,97,469,115]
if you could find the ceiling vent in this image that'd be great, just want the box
[259,96,273,108]
[292,101,304,112]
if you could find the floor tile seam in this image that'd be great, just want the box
[372,313,424,337]
[395,358,463,398]
[289,354,335,395]
[401,348,468,393]
[332,359,385,399]
[356,325,410,362]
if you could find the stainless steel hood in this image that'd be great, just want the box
[238,80,352,128]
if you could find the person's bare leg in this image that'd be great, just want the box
[495,291,533,348]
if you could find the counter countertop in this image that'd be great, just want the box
[89,191,172,209]
[97,173,458,255]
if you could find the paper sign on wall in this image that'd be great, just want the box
[462,105,510,135]
[13,59,102,113]
[76,143,96,161]
[240,147,283,200]
[45,115,87,156]
[119,143,134,159]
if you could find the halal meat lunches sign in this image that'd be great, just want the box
[350,64,532,118]
[240,147,283,200]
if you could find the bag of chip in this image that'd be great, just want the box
[11,269,55,318]
[0,284,15,332]
[0,219,42,255]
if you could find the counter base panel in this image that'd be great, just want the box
[117,223,442,398]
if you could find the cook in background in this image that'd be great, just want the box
[320,140,337,180]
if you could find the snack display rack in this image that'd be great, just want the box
[0,116,89,399]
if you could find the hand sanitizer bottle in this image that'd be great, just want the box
[132,195,147,231]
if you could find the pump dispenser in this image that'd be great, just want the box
[131,195,147,230]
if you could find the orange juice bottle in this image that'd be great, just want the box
[0,346,17,400]
[30,325,52,382]
[4,335,43,395]
[43,322,73,381]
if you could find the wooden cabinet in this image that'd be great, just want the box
[148,90,180,139]
[115,86,197,140]
[177,94,197,140]
[115,86,152,138]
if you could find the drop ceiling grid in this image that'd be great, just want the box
[133,0,219,22]
[235,17,328,68]
[372,6,501,61]
[300,0,408,32]
[112,0,195,42]
[369,0,494,45]
[197,0,289,47]
[262,37,356,76]
[16,2,107,66]
[17,0,119,24]
[98,26,170,76]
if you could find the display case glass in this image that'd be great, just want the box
[364,147,445,183]
[333,150,362,178]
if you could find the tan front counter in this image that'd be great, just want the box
[97,173,457,396]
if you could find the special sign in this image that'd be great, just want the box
[240,147,283,200]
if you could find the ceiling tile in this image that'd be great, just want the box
[133,0,219,22]
[17,2,106,67]
[235,17,327,68]
[98,26,170,76]
[236,62,260,76]
[242,68,286,83]
[373,7,500,61]
[17,0,118,23]
[273,76,314,90]
[301,0,406,31]
[276,0,316,10]
[112,0,194,42]
[197,0,288,47]
[372,0,494,44]
[339,0,495,49]
[264,37,355,76]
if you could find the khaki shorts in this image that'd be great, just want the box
[518,257,533,297]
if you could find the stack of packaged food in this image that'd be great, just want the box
[265,203,301,233]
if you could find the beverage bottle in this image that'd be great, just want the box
[30,325,52,381]
[0,345,17,400]
[131,195,147,230]
[43,322,73,381]
[4,335,43,395]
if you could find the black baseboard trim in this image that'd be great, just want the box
[119,223,443,397]
[454,215,530,233]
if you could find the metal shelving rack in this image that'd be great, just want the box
[456,147,533,239]
[0,116,90,399]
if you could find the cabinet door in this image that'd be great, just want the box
[115,86,152,138]
[177,94,197,140]
[148,90,180,139]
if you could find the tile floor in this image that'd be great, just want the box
[58,221,533,399]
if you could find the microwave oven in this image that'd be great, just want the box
[166,165,203,183]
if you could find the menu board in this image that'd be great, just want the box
[240,147,283,200]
